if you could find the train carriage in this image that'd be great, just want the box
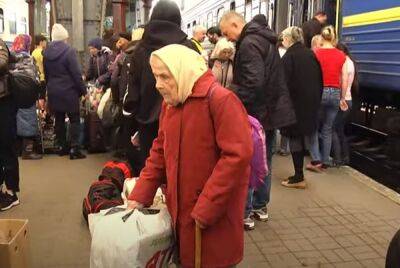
[340,0,400,107]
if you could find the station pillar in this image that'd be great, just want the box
[112,0,127,33]
[26,0,35,40]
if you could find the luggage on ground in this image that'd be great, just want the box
[85,111,106,153]
[82,180,124,222]
[89,206,174,268]
[99,161,132,192]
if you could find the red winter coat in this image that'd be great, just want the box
[129,71,253,268]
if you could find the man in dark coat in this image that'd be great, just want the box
[220,12,296,229]
[280,26,323,189]
[0,38,21,211]
[123,0,197,170]
[302,11,328,48]
[43,24,87,160]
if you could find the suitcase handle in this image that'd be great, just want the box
[195,223,202,268]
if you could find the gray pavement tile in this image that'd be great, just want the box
[256,240,285,249]
[279,233,306,241]
[293,250,328,266]
[309,237,341,250]
[334,236,355,248]
[238,261,271,268]
[321,225,353,237]
[359,259,382,268]
[282,240,303,252]
[310,216,331,226]
[357,233,379,245]
[260,245,290,255]
[373,258,386,267]
[369,243,389,258]
[334,261,363,268]
[277,252,301,266]
[352,251,380,261]
[333,248,356,262]
[248,229,267,242]
[240,254,268,265]
[346,245,375,255]
[295,238,316,251]
[244,243,262,256]
[341,234,367,247]
[320,249,343,263]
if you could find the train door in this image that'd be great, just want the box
[260,0,276,29]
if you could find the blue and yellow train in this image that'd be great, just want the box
[341,0,400,108]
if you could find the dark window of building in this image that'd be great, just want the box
[230,1,236,10]
[0,9,4,33]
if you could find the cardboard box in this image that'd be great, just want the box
[0,219,30,268]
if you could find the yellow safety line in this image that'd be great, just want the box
[343,6,400,28]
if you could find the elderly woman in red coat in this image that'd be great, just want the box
[128,44,253,268]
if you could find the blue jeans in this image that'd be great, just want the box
[332,100,352,164]
[245,130,275,218]
[319,88,341,165]
[305,131,321,163]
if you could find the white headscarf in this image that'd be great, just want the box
[210,37,235,60]
[151,44,208,105]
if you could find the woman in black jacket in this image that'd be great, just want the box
[280,26,323,189]
[123,0,196,170]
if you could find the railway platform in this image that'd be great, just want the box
[1,153,399,268]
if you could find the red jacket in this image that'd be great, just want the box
[129,71,253,268]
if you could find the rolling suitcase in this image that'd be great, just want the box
[85,111,107,153]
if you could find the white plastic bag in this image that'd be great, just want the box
[97,88,111,119]
[89,205,174,268]
[121,178,165,208]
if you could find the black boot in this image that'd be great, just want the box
[22,139,42,160]
[70,148,86,160]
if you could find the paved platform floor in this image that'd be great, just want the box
[1,153,399,268]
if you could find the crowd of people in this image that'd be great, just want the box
[0,0,359,266]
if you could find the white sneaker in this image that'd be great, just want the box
[244,216,255,231]
[252,208,269,222]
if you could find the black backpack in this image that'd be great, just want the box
[8,53,41,108]
[82,180,124,222]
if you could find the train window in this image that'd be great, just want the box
[0,9,4,34]
[9,12,17,35]
[217,7,225,24]
[230,1,235,11]
[207,12,213,28]
[193,20,196,27]
[245,0,252,22]
[19,17,27,34]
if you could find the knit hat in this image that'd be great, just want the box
[51,24,69,41]
[88,37,103,50]
[118,32,132,41]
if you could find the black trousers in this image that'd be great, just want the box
[0,96,20,192]
[289,135,306,178]
[54,111,80,149]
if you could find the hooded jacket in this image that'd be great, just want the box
[43,41,86,113]
[232,14,296,130]
[123,20,197,124]
[110,41,138,105]
[86,46,113,87]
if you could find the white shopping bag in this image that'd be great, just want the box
[121,178,165,208]
[89,205,174,268]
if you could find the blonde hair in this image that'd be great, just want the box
[311,34,323,49]
[321,25,336,44]
[281,26,304,45]
[220,11,245,25]
[132,27,144,41]
[210,37,235,59]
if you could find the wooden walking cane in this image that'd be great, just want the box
[195,223,202,268]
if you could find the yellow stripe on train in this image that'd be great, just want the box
[343,6,400,28]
